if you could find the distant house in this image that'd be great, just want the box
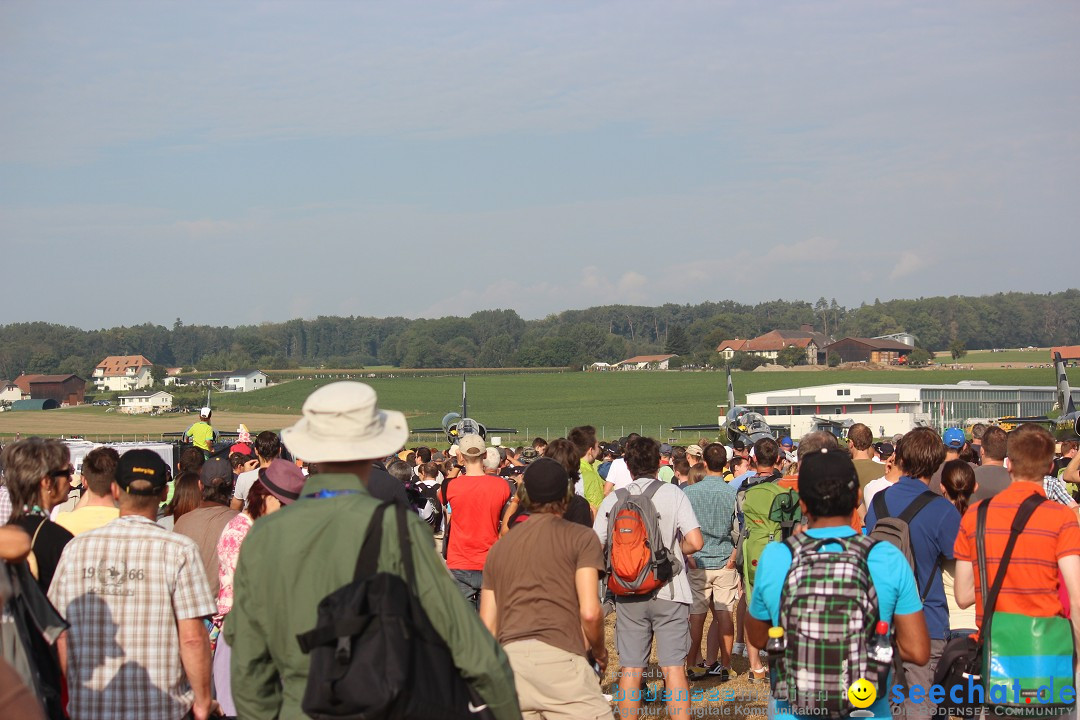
[0,379,24,403]
[825,337,914,365]
[15,374,86,406]
[118,390,174,414]
[589,362,613,371]
[93,355,155,392]
[717,326,831,365]
[616,354,678,370]
[220,369,268,393]
[1052,346,1080,365]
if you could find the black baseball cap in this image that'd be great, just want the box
[523,457,570,503]
[798,449,858,506]
[115,449,170,496]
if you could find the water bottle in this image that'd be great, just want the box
[766,626,785,691]
[868,620,893,680]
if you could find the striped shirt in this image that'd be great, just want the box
[954,482,1080,627]
[48,515,216,720]
[682,475,737,568]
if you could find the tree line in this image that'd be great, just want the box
[1,290,1077,380]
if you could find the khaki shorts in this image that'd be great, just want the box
[689,566,742,615]
[503,639,613,720]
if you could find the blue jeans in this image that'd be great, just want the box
[450,569,483,610]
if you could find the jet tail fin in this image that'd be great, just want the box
[1056,353,1076,414]
[726,366,735,414]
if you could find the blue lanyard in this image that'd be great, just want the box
[304,489,363,499]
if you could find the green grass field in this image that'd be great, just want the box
[3,366,1073,444]
[207,366,1078,443]
[961,348,1055,364]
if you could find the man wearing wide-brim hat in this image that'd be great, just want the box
[226,382,520,720]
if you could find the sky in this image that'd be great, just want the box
[1,1,1077,329]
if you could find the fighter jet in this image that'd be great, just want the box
[671,366,775,446]
[410,373,518,444]
[992,352,1080,440]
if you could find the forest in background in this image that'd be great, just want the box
[2,290,1078,380]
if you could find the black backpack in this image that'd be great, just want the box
[296,501,494,720]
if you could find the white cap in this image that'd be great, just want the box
[200,407,212,418]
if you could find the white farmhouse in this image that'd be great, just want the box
[93,355,155,392]
[221,369,269,393]
[118,390,173,414]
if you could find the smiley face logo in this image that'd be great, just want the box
[848,678,876,708]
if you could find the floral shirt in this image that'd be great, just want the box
[216,512,253,618]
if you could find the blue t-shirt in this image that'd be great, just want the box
[730,471,757,493]
[750,526,923,720]
[864,476,960,640]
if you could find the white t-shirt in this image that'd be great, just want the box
[604,458,633,491]
[233,468,260,504]
[593,477,701,605]
[863,476,894,512]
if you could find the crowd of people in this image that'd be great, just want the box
[2,381,1080,720]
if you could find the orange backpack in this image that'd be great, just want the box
[604,481,680,596]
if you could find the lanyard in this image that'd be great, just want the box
[303,489,363,499]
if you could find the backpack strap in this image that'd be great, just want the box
[394,501,417,588]
[977,493,1044,644]
[898,490,939,525]
[871,490,889,522]
[641,478,665,502]
[354,502,392,581]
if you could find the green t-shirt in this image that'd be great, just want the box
[185,421,216,451]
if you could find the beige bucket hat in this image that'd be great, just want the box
[281,382,408,463]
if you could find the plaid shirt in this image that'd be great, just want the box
[681,475,738,567]
[1044,474,1075,506]
[48,515,216,720]
[0,485,11,524]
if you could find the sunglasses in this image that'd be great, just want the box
[49,466,74,479]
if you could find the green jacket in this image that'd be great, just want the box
[580,458,605,509]
[226,473,521,720]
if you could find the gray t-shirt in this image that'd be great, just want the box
[971,465,1012,502]
[593,477,700,604]
[232,468,260,505]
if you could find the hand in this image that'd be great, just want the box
[192,699,221,720]
[725,557,736,570]
[588,646,608,676]
[686,555,698,570]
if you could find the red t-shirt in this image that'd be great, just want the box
[955,482,1080,627]
[444,474,511,571]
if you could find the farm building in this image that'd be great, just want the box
[616,354,678,370]
[93,355,155,392]
[14,374,86,405]
[716,326,831,365]
[824,337,914,364]
[118,390,174,414]
[11,398,61,411]
[873,332,917,348]
[1052,346,1080,365]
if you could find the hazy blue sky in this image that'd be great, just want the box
[1,1,1077,329]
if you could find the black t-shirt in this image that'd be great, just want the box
[368,463,410,505]
[510,494,593,530]
[12,516,73,594]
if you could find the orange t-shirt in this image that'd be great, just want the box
[954,482,1080,627]
[778,474,861,532]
